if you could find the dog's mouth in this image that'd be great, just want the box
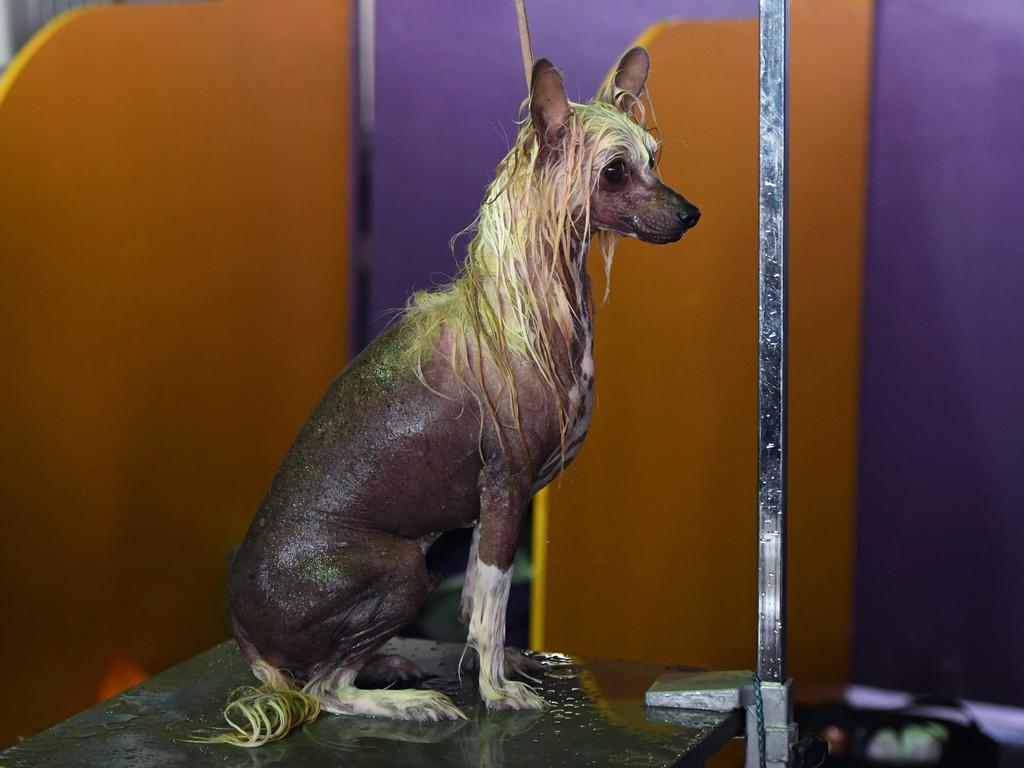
[595,202,700,245]
[631,210,698,245]
[603,222,686,244]
[645,228,686,245]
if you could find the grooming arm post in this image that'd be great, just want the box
[757,0,788,690]
[752,0,796,763]
[646,1,796,765]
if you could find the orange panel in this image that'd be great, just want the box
[0,0,350,744]
[541,0,872,691]
[788,0,873,689]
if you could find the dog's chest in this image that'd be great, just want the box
[533,302,596,491]
[564,324,597,455]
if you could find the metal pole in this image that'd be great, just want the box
[756,0,789,688]
[750,1,797,765]
[646,4,798,763]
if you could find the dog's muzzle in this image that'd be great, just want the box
[677,202,701,231]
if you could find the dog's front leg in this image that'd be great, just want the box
[467,466,544,711]
[459,524,479,625]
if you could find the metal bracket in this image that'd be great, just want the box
[646,671,797,768]
[647,670,755,711]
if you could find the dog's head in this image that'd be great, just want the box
[529,48,699,244]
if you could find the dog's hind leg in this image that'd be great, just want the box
[297,534,465,721]
[307,664,466,721]
[354,653,429,688]
[231,529,465,723]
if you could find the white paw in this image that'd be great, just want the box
[484,680,546,712]
[324,687,468,721]
[393,690,468,722]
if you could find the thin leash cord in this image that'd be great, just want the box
[514,0,534,89]
[752,671,768,768]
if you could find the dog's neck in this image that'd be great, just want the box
[563,232,593,321]
[402,178,599,435]
[526,227,594,370]
[521,224,592,332]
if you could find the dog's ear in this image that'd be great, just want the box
[598,46,650,111]
[530,59,571,147]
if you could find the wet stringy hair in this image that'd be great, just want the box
[403,76,659,463]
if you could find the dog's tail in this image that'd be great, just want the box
[190,660,321,748]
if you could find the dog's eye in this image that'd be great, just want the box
[602,160,627,185]
[648,152,656,170]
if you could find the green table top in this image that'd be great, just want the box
[0,638,742,767]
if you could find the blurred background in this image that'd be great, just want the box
[0,0,1022,760]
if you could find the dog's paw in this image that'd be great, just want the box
[504,648,544,681]
[461,647,545,681]
[355,654,430,689]
[398,690,468,722]
[484,680,546,712]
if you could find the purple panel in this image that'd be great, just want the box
[855,1,1024,704]
[369,0,756,338]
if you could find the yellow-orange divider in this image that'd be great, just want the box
[0,0,350,745]
[535,0,872,693]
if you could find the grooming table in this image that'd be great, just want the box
[0,638,742,767]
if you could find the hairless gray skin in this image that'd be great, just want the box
[227,48,699,720]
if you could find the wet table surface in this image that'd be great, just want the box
[0,638,743,768]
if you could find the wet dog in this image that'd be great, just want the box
[215,47,699,745]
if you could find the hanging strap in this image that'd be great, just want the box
[514,0,534,90]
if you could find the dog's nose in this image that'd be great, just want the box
[677,205,701,230]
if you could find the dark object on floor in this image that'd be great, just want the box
[796,697,999,767]
[792,733,829,767]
